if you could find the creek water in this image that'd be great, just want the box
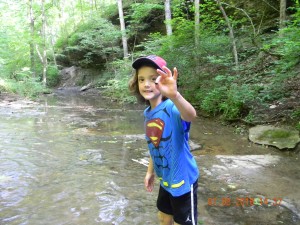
[0,89,299,225]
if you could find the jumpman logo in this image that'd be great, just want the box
[185,215,191,222]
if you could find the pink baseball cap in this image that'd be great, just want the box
[132,55,167,71]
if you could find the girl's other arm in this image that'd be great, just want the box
[144,157,155,192]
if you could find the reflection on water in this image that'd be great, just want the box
[0,90,299,225]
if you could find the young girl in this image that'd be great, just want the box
[129,55,199,225]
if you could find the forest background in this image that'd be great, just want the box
[0,0,299,130]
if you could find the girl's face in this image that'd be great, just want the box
[137,66,162,105]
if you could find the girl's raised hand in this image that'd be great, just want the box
[155,66,178,100]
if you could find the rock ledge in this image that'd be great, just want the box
[249,125,300,149]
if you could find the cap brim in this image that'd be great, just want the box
[132,57,162,70]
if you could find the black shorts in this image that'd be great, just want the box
[157,180,198,225]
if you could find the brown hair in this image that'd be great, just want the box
[128,69,148,104]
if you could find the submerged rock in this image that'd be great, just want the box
[249,125,300,149]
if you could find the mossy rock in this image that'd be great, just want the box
[249,125,300,149]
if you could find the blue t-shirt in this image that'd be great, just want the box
[144,99,199,197]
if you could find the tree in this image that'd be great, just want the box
[29,0,36,77]
[280,0,287,29]
[117,0,128,58]
[40,0,48,86]
[194,0,200,48]
[194,0,200,69]
[215,0,238,67]
[164,0,172,36]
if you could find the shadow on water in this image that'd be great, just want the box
[0,89,299,225]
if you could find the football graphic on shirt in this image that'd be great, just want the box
[146,118,165,148]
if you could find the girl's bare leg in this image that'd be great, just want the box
[158,211,174,225]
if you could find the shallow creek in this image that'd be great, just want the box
[0,89,299,225]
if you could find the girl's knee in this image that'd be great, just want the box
[158,211,174,225]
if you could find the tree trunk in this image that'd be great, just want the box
[94,0,98,10]
[79,0,84,20]
[216,0,238,67]
[29,0,36,78]
[194,0,200,50]
[41,0,47,86]
[50,30,58,68]
[164,0,172,36]
[194,0,200,70]
[117,0,128,58]
[279,0,286,29]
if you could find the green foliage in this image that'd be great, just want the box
[101,3,118,20]
[291,109,300,131]
[296,122,300,131]
[262,6,300,74]
[0,77,45,98]
[257,82,289,102]
[254,6,300,107]
[201,34,232,65]
[126,3,164,36]
[61,18,122,67]
[46,65,60,87]
[263,28,300,73]
[128,3,163,24]
[199,0,225,31]
[0,0,42,92]
[12,79,45,98]
[10,67,32,81]
[0,29,31,79]
[291,109,300,120]
[138,32,166,54]
[54,37,67,49]
[102,77,136,103]
[200,87,227,116]
[200,75,256,120]
[220,84,256,120]
[99,59,136,103]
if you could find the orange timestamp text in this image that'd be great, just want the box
[207,197,283,207]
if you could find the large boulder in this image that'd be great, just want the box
[249,125,300,149]
[59,66,100,88]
